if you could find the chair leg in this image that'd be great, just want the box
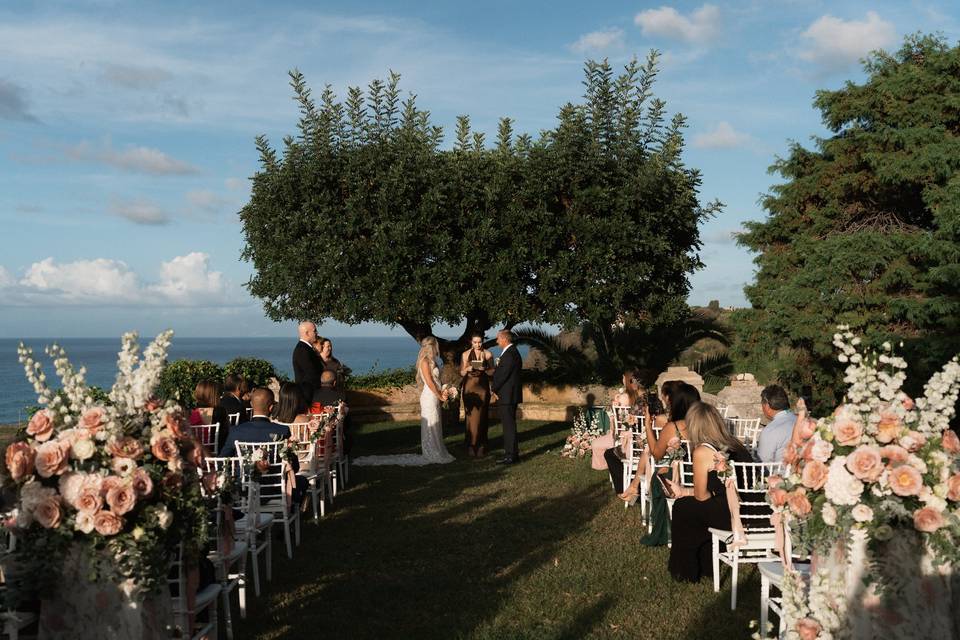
[222,586,234,640]
[295,511,301,546]
[249,544,261,597]
[238,565,247,619]
[311,485,319,522]
[730,550,740,610]
[266,535,273,581]
[760,572,769,639]
[210,600,219,640]
[284,519,293,559]
[712,535,721,593]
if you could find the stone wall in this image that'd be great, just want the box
[715,373,764,420]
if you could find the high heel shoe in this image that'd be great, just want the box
[619,490,639,505]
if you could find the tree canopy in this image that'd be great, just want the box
[733,34,960,404]
[240,53,717,356]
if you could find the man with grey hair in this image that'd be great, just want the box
[492,329,523,464]
[756,384,795,462]
[292,321,324,403]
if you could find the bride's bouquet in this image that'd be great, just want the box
[441,384,459,410]
[4,331,209,604]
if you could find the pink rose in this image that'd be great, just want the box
[783,443,798,467]
[801,460,829,490]
[35,440,69,478]
[767,475,783,490]
[666,437,680,452]
[946,474,960,501]
[899,431,926,453]
[5,441,36,481]
[33,495,62,529]
[796,617,822,640]
[769,488,789,507]
[846,446,883,482]
[144,398,161,412]
[164,412,186,438]
[150,436,179,462]
[27,409,54,442]
[105,483,137,516]
[100,475,124,495]
[93,511,124,536]
[889,465,923,497]
[797,418,817,441]
[913,506,945,533]
[875,412,902,444]
[107,437,144,460]
[941,430,960,455]
[833,417,863,447]
[809,439,834,463]
[131,468,153,497]
[787,488,812,517]
[80,407,106,434]
[75,487,103,514]
[879,445,909,465]
[901,396,915,411]
[58,472,84,506]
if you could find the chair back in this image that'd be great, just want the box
[227,412,241,427]
[190,421,220,450]
[676,460,695,487]
[716,403,731,419]
[610,404,631,439]
[727,418,763,450]
[235,442,292,515]
[730,460,783,531]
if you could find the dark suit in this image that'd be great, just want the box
[492,344,523,461]
[293,340,324,403]
[219,393,245,427]
[219,416,306,503]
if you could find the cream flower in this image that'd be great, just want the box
[821,502,837,526]
[851,504,874,523]
[824,457,864,506]
[71,438,96,461]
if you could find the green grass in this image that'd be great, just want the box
[239,419,759,639]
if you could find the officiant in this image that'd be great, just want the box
[460,332,494,458]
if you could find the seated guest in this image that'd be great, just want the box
[591,371,642,470]
[219,373,245,425]
[189,380,230,452]
[666,401,753,582]
[273,382,313,425]
[239,377,254,418]
[755,385,794,463]
[314,370,344,407]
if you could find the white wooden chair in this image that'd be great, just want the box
[169,543,221,640]
[716,403,731,419]
[758,522,809,638]
[709,460,783,609]
[620,418,647,516]
[190,421,220,451]
[610,404,632,442]
[289,422,334,521]
[207,497,248,640]
[0,529,36,640]
[236,442,301,560]
[227,412,241,427]
[727,417,762,451]
[644,437,689,533]
[664,459,695,521]
[331,416,349,490]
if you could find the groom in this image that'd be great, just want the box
[491,329,523,464]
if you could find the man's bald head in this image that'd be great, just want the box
[250,387,275,415]
[298,321,317,342]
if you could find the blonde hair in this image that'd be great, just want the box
[685,402,746,454]
[415,336,440,387]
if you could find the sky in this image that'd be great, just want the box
[1,0,958,338]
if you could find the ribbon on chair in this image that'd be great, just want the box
[724,477,747,549]
[771,511,792,570]
[186,562,200,633]
[282,460,296,510]
[219,504,236,556]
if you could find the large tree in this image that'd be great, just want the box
[733,34,960,405]
[240,54,716,361]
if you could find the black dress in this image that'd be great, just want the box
[668,444,753,583]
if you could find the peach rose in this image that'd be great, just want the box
[901,396,915,411]
[131,468,154,497]
[889,465,923,497]
[75,487,103,514]
[913,506,945,533]
[106,483,137,516]
[801,460,829,490]
[783,443,798,467]
[796,617,822,640]
[941,430,960,455]
[33,495,62,529]
[797,418,817,441]
[769,488,789,507]
[80,407,106,433]
[150,436,179,462]
[833,417,863,446]
[879,445,909,465]
[164,412,186,438]
[107,437,144,460]
[100,475,124,495]
[946,474,960,501]
[809,439,834,463]
[875,412,902,444]
[35,440,69,477]
[93,511,124,536]
[899,431,926,453]
[846,445,883,482]
[27,409,55,442]
[787,488,812,517]
[767,475,783,490]
[58,472,84,506]
[144,398,161,412]
[5,441,36,481]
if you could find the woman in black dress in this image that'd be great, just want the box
[665,401,753,583]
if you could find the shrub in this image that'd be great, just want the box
[347,367,416,390]
[224,357,280,388]
[157,360,225,408]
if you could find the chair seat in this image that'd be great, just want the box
[208,541,248,567]
[757,561,784,584]
[2,610,37,630]
[709,527,777,545]
[235,513,274,531]
[193,583,223,609]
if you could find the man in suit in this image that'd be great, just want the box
[219,373,245,425]
[491,329,523,464]
[292,321,324,403]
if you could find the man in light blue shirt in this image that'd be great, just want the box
[755,385,794,463]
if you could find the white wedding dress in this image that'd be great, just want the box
[353,361,455,466]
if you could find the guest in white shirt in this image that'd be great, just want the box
[755,385,794,463]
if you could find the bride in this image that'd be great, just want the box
[353,336,455,466]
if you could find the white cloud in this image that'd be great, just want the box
[692,121,751,149]
[634,4,720,44]
[109,198,171,225]
[186,189,230,213]
[570,29,625,53]
[1,253,230,306]
[799,12,896,70]
[100,63,173,90]
[224,177,247,191]
[66,139,198,175]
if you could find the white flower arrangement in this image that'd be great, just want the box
[561,408,606,459]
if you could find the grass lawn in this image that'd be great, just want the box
[239,419,759,639]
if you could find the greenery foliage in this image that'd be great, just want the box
[157,360,225,408]
[240,53,717,359]
[346,366,416,390]
[734,34,960,406]
[225,357,281,387]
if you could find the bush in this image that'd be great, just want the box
[157,360,225,408]
[225,357,280,388]
[347,367,416,390]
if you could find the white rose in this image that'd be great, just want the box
[71,438,96,461]
[132,526,145,541]
[824,457,864,506]
[156,507,173,530]
[75,511,95,534]
[821,502,837,526]
[851,504,874,523]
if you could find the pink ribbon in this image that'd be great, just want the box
[771,511,792,570]
[282,461,296,510]
[724,477,746,549]
[219,504,235,556]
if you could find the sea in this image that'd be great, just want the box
[0,337,422,425]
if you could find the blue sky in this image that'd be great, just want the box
[1,0,957,338]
